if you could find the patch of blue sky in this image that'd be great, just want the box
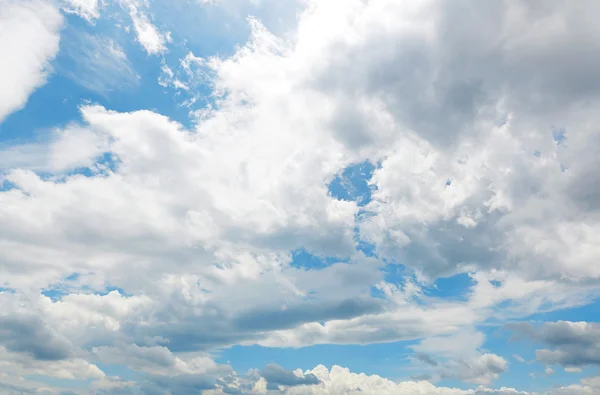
[378,264,412,284]
[0,178,16,192]
[97,285,130,297]
[0,12,217,145]
[527,297,600,323]
[42,272,130,301]
[290,248,349,270]
[355,238,377,257]
[41,273,79,301]
[42,285,130,301]
[146,0,299,48]
[216,341,418,380]
[424,272,476,301]
[552,127,567,145]
[370,264,425,303]
[65,272,80,281]
[292,159,380,266]
[0,72,87,143]
[328,161,376,207]
[41,288,68,302]
[374,266,475,303]
[157,10,245,53]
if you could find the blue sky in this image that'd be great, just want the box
[1,1,600,394]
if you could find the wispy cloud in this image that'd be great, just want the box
[58,29,139,96]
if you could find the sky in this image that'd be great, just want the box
[1,0,600,394]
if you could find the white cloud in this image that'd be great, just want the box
[61,0,102,22]
[564,367,582,373]
[0,346,105,381]
[0,122,108,173]
[2,0,600,393]
[541,375,600,395]
[242,364,528,395]
[0,0,62,122]
[58,31,140,96]
[410,329,508,385]
[119,0,171,55]
[513,355,526,363]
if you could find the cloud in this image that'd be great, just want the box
[2,0,600,393]
[58,30,140,96]
[0,0,62,122]
[260,364,320,390]
[91,344,231,379]
[508,321,600,367]
[140,374,219,395]
[260,364,526,395]
[540,375,600,395]
[232,298,383,332]
[513,355,525,363]
[0,122,108,173]
[0,315,72,360]
[61,0,102,22]
[414,353,439,366]
[119,0,171,55]
[440,354,508,385]
[409,329,508,385]
[0,345,105,381]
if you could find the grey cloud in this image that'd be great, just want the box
[314,0,600,151]
[0,381,38,395]
[410,373,433,381]
[91,344,176,371]
[0,315,73,360]
[140,374,218,395]
[233,297,383,332]
[261,363,320,390]
[414,353,439,366]
[137,296,383,352]
[438,354,508,385]
[508,321,600,367]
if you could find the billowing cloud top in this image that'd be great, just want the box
[1,0,600,394]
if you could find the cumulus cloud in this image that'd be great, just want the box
[540,375,600,395]
[410,329,508,385]
[0,0,62,122]
[509,321,600,367]
[441,354,508,385]
[255,364,526,395]
[2,0,600,393]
